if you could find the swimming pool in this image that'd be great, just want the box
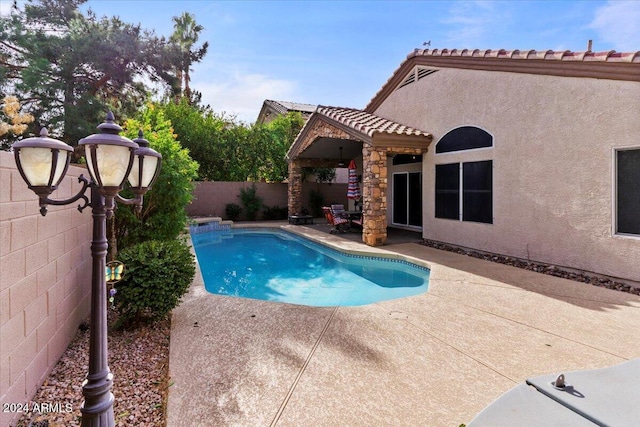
[190,227,429,307]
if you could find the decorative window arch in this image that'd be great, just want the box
[436,126,493,153]
[434,125,494,224]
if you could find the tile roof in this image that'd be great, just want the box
[286,106,432,160]
[366,48,640,112]
[316,106,431,138]
[408,48,640,63]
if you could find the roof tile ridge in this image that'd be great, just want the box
[517,49,537,59]
[430,48,448,56]
[617,51,640,63]
[408,47,640,63]
[588,50,618,61]
[493,49,512,58]
[408,48,421,59]
[265,99,283,108]
[275,100,318,110]
[288,100,317,106]
[563,51,590,61]
[530,50,555,59]
[549,50,572,60]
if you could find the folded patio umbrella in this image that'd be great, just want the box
[347,159,361,200]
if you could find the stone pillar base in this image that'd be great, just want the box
[287,161,303,215]
[362,146,388,247]
[363,231,387,246]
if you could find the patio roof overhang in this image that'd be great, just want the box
[286,106,433,163]
[286,107,432,247]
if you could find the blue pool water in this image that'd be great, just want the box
[190,227,429,307]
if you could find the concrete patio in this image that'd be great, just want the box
[167,223,640,426]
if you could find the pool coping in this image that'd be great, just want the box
[191,219,433,270]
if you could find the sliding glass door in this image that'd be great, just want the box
[392,172,422,227]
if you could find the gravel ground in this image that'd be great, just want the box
[17,310,171,427]
[420,239,640,295]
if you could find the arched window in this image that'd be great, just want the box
[436,126,492,153]
[434,126,493,224]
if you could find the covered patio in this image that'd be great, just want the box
[285,107,432,246]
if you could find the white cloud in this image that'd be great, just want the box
[589,1,640,52]
[194,70,299,124]
[440,1,510,49]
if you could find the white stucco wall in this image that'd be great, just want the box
[374,67,640,282]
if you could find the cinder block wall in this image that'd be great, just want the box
[1,151,92,427]
[188,181,289,217]
[188,181,348,218]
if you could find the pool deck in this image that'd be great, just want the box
[167,222,640,426]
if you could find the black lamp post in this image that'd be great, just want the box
[12,112,162,427]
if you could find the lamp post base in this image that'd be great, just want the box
[80,384,115,427]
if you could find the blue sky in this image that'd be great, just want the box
[3,1,639,123]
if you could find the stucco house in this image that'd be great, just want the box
[286,48,640,284]
[256,100,317,124]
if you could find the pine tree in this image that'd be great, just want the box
[0,0,181,145]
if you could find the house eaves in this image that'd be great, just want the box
[286,106,432,161]
[366,48,640,113]
[317,106,430,139]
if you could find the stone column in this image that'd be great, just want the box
[287,160,303,215]
[362,145,387,246]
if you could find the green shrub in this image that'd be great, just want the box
[114,239,195,328]
[263,205,288,220]
[239,184,263,220]
[115,106,199,250]
[225,203,242,221]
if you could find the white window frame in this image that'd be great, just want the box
[391,171,423,229]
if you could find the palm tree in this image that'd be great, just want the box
[170,12,209,102]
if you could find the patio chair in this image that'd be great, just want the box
[322,207,350,234]
[330,204,348,219]
[332,204,362,229]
